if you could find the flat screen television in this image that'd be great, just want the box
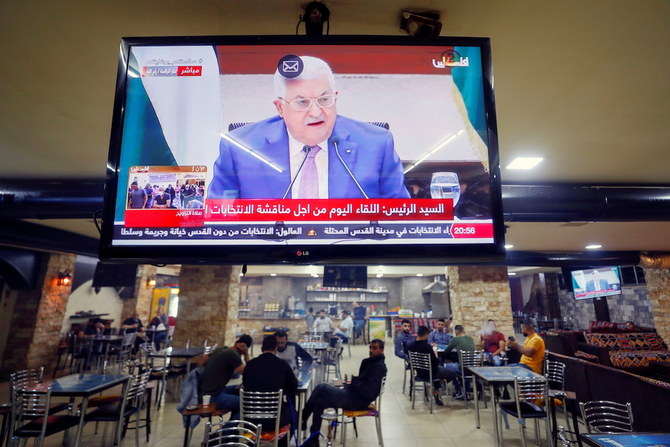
[322,265,367,289]
[100,35,504,264]
[92,262,139,288]
[571,266,622,300]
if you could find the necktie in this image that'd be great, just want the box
[298,145,321,198]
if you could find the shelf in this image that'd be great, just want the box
[306,288,387,293]
[306,299,387,303]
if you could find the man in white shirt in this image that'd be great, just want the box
[331,310,354,345]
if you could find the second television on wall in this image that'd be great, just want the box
[100,35,505,264]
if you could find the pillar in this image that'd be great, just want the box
[446,265,514,343]
[172,265,241,348]
[644,268,670,344]
[120,264,157,324]
[2,253,75,374]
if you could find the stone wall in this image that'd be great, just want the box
[446,265,514,344]
[645,268,670,344]
[1,253,75,374]
[172,265,240,348]
[120,265,157,324]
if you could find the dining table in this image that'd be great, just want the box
[38,373,130,447]
[148,346,205,372]
[580,432,670,447]
[469,365,545,447]
[77,334,125,372]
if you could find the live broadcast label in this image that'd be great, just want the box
[114,222,494,242]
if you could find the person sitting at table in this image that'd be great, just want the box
[506,320,545,373]
[120,312,147,353]
[394,319,415,360]
[330,310,353,347]
[275,330,313,375]
[301,339,387,447]
[428,317,452,348]
[441,324,476,398]
[243,336,298,447]
[80,318,105,336]
[200,334,253,420]
[408,325,459,406]
[480,319,506,366]
[312,310,333,333]
[148,308,168,350]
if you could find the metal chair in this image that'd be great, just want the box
[545,359,573,431]
[458,349,484,409]
[579,400,634,433]
[408,351,435,414]
[557,426,580,446]
[341,376,385,447]
[322,341,342,382]
[84,370,150,447]
[239,388,287,447]
[498,377,551,447]
[109,332,136,372]
[402,358,411,396]
[9,386,80,447]
[202,419,261,447]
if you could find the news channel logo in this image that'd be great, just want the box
[432,49,469,69]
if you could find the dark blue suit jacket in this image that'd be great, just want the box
[208,115,409,199]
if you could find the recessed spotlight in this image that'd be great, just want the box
[376,273,383,278]
[508,272,516,276]
[585,244,602,250]
[270,273,277,277]
[506,157,543,170]
[416,273,423,277]
[505,244,514,249]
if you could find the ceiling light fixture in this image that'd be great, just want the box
[416,273,423,277]
[505,244,514,249]
[270,273,277,277]
[508,272,517,276]
[57,271,72,287]
[585,244,602,250]
[506,157,544,170]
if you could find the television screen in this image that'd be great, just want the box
[322,265,367,289]
[100,35,504,264]
[571,266,622,300]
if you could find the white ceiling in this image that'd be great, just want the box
[3,1,670,259]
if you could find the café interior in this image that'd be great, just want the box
[1,2,670,447]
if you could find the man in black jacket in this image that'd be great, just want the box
[408,325,459,405]
[301,339,387,446]
[243,336,298,444]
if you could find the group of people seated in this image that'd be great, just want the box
[305,301,370,345]
[394,317,545,405]
[187,331,387,447]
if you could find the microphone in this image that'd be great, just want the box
[282,146,311,199]
[332,137,369,199]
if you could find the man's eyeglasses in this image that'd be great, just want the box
[280,94,337,111]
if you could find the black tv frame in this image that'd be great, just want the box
[99,35,505,265]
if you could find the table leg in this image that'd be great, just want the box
[490,384,500,447]
[146,386,153,442]
[550,397,558,447]
[474,378,480,429]
[73,396,89,447]
[183,424,191,447]
[297,391,305,445]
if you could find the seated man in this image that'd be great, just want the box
[312,310,333,333]
[301,340,387,447]
[243,336,298,446]
[275,330,313,376]
[394,319,416,361]
[442,324,476,398]
[330,310,353,346]
[199,334,252,420]
[120,312,147,352]
[408,326,458,406]
[481,319,506,366]
[507,321,545,373]
[428,318,452,365]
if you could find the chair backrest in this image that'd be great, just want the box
[12,385,54,440]
[305,333,323,343]
[511,377,549,417]
[579,400,634,433]
[203,419,261,447]
[459,349,484,374]
[126,370,151,407]
[10,367,44,389]
[408,351,433,382]
[239,388,283,439]
[203,343,218,356]
[544,360,566,390]
[376,376,387,412]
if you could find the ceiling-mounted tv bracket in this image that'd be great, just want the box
[296,1,330,35]
[400,10,442,37]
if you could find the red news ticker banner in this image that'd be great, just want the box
[124,199,454,227]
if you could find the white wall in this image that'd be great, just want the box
[61,280,125,335]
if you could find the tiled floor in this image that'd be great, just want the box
[2,344,557,446]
